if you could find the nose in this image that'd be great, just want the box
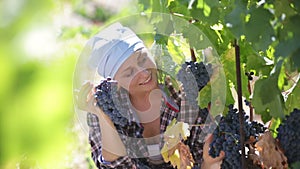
[137,68,151,77]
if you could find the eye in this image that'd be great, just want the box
[124,68,134,77]
[138,53,147,66]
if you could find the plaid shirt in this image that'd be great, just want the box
[87,78,207,169]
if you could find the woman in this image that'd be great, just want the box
[77,22,224,168]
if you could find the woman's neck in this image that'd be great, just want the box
[130,92,151,111]
[129,88,162,123]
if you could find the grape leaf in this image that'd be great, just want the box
[291,161,300,169]
[252,77,285,122]
[221,47,250,99]
[275,37,300,60]
[290,48,300,70]
[274,0,296,18]
[244,6,273,51]
[138,0,151,11]
[168,1,190,16]
[164,119,190,142]
[224,1,247,38]
[285,79,300,114]
[181,23,211,50]
[161,142,194,169]
[253,131,288,169]
[161,119,194,169]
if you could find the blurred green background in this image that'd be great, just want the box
[0,0,136,168]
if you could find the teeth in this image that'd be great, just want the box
[141,75,151,85]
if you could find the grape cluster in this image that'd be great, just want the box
[244,99,250,106]
[277,108,300,164]
[245,71,254,80]
[94,78,128,127]
[177,61,212,107]
[209,105,265,169]
[178,61,212,91]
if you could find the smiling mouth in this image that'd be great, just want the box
[139,74,152,85]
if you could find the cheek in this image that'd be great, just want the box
[117,77,137,91]
[147,61,156,69]
[116,79,130,91]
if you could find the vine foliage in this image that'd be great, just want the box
[137,0,300,168]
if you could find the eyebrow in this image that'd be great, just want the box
[120,50,143,75]
[122,66,133,74]
[137,51,148,65]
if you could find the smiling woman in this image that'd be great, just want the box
[75,22,224,169]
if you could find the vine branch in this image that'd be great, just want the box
[234,39,246,169]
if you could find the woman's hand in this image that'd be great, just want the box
[202,134,225,169]
[76,82,97,113]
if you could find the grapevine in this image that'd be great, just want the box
[103,0,300,167]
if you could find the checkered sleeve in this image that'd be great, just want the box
[87,113,137,169]
[165,76,199,125]
[164,76,207,166]
[164,76,181,107]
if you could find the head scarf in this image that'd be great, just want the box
[88,22,145,78]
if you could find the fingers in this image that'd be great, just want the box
[213,151,225,162]
[203,134,225,165]
[205,134,213,143]
[79,82,93,99]
[76,81,95,111]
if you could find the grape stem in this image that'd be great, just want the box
[234,39,247,169]
[188,19,196,62]
[190,48,196,62]
[247,79,254,121]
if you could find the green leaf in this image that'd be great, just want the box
[221,47,249,99]
[168,1,190,16]
[199,84,211,108]
[224,1,247,38]
[275,36,300,59]
[244,7,274,51]
[269,118,281,138]
[152,0,168,13]
[181,23,211,50]
[239,40,273,76]
[285,79,300,114]
[292,0,300,11]
[291,48,300,69]
[252,77,285,121]
[138,0,152,11]
[274,0,296,18]
[190,7,206,22]
[291,161,300,169]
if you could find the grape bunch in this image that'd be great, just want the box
[245,71,254,81]
[178,61,212,91]
[209,105,265,169]
[277,108,300,164]
[177,61,212,107]
[94,78,128,127]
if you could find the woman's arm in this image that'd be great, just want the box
[88,113,137,168]
[77,82,126,162]
[94,107,126,161]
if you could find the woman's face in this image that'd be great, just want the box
[114,48,158,95]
